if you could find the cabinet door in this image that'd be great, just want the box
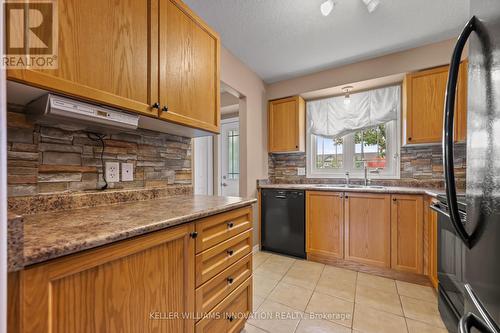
[8,0,158,117]
[268,96,305,153]
[20,223,195,333]
[306,191,344,259]
[404,62,468,144]
[391,195,424,274]
[344,193,391,268]
[404,66,449,144]
[159,0,220,133]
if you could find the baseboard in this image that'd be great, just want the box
[252,244,260,253]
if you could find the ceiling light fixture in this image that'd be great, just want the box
[362,0,380,13]
[342,86,353,106]
[320,0,335,16]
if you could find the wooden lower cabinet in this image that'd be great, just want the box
[305,190,432,282]
[306,191,344,259]
[195,277,252,333]
[10,205,254,333]
[391,195,424,274]
[429,199,439,289]
[17,223,195,333]
[344,193,391,268]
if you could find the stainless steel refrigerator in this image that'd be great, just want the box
[443,0,500,332]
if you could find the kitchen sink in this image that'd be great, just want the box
[314,184,385,189]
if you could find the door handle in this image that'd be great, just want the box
[443,16,476,249]
[460,313,496,333]
[222,183,228,187]
[460,284,500,333]
[275,195,287,199]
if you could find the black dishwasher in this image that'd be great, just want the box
[261,189,306,259]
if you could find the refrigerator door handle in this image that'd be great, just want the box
[459,284,500,333]
[444,16,476,249]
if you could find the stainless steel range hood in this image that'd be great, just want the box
[27,94,139,132]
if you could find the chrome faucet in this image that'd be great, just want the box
[345,171,350,187]
[364,164,369,186]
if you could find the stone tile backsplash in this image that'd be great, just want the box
[7,104,192,197]
[268,143,467,189]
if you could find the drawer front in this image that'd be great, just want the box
[196,206,252,254]
[195,277,252,333]
[196,229,252,287]
[225,279,251,333]
[196,253,252,314]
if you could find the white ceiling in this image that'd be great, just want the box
[184,0,469,83]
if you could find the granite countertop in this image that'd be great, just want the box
[21,195,256,267]
[258,183,446,197]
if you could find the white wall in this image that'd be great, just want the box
[220,47,267,246]
[221,47,267,198]
[267,39,458,100]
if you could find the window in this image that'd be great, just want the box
[227,129,239,179]
[307,85,401,179]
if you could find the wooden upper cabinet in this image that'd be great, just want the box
[17,223,195,333]
[8,0,159,117]
[391,195,424,274]
[344,193,391,268]
[268,96,305,153]
[306,191,344,259]
[158,0,221,133]
[403,61,468,144]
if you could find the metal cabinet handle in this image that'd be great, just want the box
[162,105,169,112]
[190,232,198,239]
[444,16,476,249]
[227,222,234,228]
[227,277,234,285]
[227,249,234,256]
[151,102,160,109]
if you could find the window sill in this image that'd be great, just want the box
[306,172,401,180]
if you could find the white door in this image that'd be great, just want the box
[220,119,240,196]
[193,136,213,195]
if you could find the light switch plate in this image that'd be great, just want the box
[297,167,306,176]
[105,162,120,182]
[121,162,134,182]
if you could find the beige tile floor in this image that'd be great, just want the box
[242,251,447,333]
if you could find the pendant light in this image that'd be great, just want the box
[342,86,353,106]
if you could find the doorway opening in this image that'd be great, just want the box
[193,82,243,197]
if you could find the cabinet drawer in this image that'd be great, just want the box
[196,253,252,314]
[195,277,252,333]
[196,229,252,287]
[196,206,252,254]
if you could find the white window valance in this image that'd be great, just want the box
[307,85,401,138]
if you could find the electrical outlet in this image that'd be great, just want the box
[297,167,306,176]
[105,162,120,183]
[121,163,134,182]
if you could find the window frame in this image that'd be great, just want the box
[306,105,401,180]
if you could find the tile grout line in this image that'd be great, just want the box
[292,261,327,333]
[351,271,359,331]
[254,253,444,333]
